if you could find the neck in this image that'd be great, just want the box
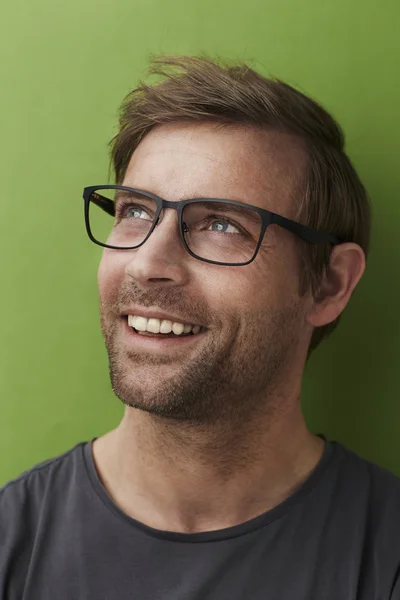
[92,395,325,534]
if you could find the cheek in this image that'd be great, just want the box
[229,261,296,318]
[204,267,263,317]
[97,252,124,305]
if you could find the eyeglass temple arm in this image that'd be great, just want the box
[272,213,342,245]
[90,192,115,216]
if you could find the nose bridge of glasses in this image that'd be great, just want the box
[155,198,184,230]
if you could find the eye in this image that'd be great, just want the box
[208,219,241,235]
[202,213,249,236]
[117,201,153,221]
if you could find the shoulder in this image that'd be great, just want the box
[0,442,89,594]
[336,442,400,490]
[333,442,400,524]
[0,441,88,530]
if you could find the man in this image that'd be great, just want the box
[1,56,399,599]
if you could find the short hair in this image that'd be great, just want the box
[108,55,371,359]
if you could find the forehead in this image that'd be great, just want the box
[122,122,307,216]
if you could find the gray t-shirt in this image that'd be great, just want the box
[1,436,400,600]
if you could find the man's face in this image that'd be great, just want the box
[98,123,310,427]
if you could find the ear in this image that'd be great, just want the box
[306,243,366,328]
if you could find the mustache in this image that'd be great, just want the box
[110,283,213,325]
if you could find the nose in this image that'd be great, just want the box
[124,208,191,287]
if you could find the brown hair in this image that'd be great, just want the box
[108,55,371,359]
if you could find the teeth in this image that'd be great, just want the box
[134,316,147,332]
[172,322,185,335]
[147,318,161,334]
[159,319,173,334]
[127,315,202,335]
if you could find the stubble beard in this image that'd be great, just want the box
[100,301,303,429]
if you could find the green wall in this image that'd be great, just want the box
[1,0,399,485]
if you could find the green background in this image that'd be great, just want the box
[1,0,399,485]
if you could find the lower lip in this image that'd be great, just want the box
[121,317,207,351]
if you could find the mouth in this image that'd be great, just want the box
[121,316,207,349]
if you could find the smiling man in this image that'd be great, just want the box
[2,56,400,599]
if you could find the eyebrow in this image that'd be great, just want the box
[194,200,261,223]
[114,189,151,202]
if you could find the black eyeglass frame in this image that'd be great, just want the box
[83,185,344,267]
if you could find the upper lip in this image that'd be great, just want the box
[121,307,206,328]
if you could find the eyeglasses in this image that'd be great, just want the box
[83,185,343,267]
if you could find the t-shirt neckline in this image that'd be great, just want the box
[83,434,336,543]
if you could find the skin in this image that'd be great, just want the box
[93,122,365,534]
